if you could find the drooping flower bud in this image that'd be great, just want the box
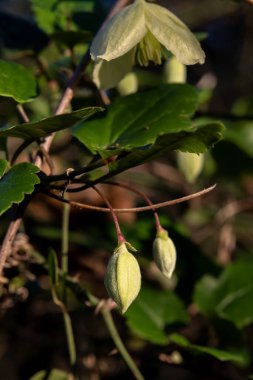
[177,151,204,184]
[153,229,176,278]
[104,242,141,313]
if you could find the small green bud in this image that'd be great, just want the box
[177,152,204,184]
[164,56,187,84]
[104,243,141,313]
[117,72,138,96]
[153,229,176,278]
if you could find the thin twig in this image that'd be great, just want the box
[46,185,216,213]
[105,181,162,230]
[0,217,22,273]
[17,104,29,123]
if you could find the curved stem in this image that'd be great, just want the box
[44,184,216,213]
[101,307,145,380]
[86,181,125,244]
[105,181,162,230]
[61,194,70,302]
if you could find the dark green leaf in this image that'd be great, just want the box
[0,159,8,179]
[169,334,249,366]
[106,121,224,177]
[194,258,253,328]
[0,60,37,103]
[224,120,253,158]
[0,163,40,216]
[125,286,189,345]
[73,84,199,155]
[29,369,69,380]
[193,275,219,314]
[48,249,59,287]
[31,0,97,34]
[0,107,102,140]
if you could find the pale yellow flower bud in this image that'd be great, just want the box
[104,243,141,313]
[153,229,177,278]
[177,152,204,183]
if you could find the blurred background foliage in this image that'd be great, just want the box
[0,0,253,379]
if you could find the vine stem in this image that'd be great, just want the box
[62,193,70,300]
[45,184,216,214]
[86,182,126,244]
[17,104,29,123]
[0,0,131,276]
[105,181,162,230]
[101,307,145,380]
[0,217,22,273]
[51,288,77,374]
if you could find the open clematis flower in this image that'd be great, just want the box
[90,0,205,89]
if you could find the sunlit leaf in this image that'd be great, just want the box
[73,84,198,155]
[0,60,37,103]
[0,107,102,140]
[73,85,224,176]
[0,162,40,216]
[194,258,253,328]
[169,333,250,366]
[0,159,8,179]
[125,286,189,345]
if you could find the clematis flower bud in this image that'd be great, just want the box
[153,228,176,278]
[90,0,205,89]
[177,152,204,183]
[104,242,141,313]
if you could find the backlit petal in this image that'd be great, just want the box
[145,3,205,65]
[93,50,134,90]
[90,2,147,61]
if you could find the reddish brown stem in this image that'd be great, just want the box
[104,181,162,231]
[87,184,126,245]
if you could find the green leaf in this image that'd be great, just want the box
[194,258,253,328]
[30,0,97,34]
[0,159,8,179]
[48,249,59,287]
[0,107,102,140]
[29,369,69,380]
[224,120,253,158]
[169,333,249,366]
[30,0,57,34]
[193,275,219,314]
[0,162,40,216]
[0,59,37,103]
[106,121,224,177]
[73,85,223,177]
[73,84,199,155]
[125,286,189,345]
